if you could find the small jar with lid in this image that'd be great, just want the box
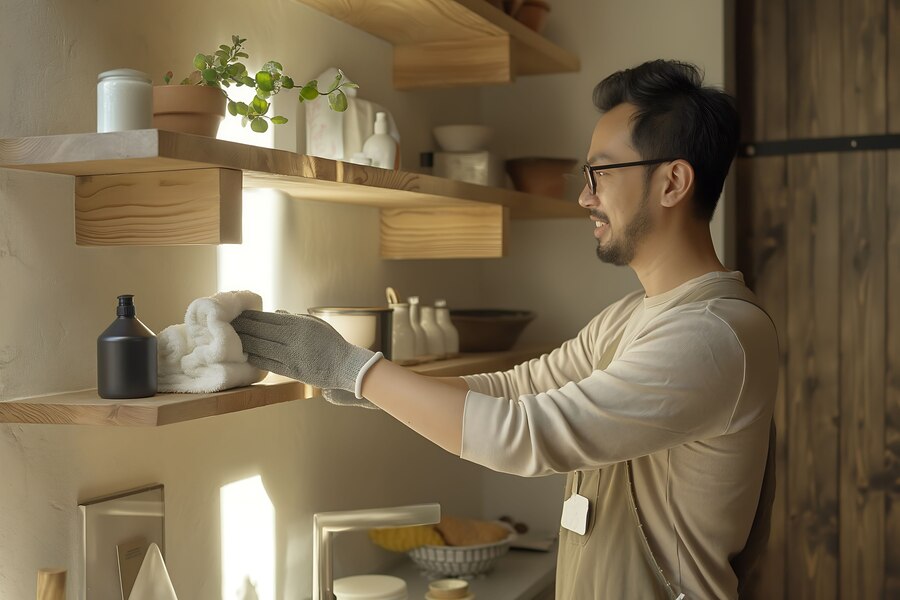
[97,68,153,133]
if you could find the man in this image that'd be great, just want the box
[232,60,779,599]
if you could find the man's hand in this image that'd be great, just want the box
[230,309,380,396]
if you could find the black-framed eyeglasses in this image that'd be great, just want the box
[582,158,680,195]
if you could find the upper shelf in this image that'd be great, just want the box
[0,346,553,427]
[292,0,580,88]
[0,129,583,220]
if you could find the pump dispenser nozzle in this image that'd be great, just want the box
[117,294,136,317]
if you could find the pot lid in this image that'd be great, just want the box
[98,68,152,83]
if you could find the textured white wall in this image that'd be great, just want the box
[0,1,489,598]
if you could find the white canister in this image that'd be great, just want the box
[389,302,416,363]
[407,296,429,359]
[434,299,460,356]
[97,68,153,133]
[420,306,446,358]
[333,574,407,600]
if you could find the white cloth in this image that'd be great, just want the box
[157,290,267,393]
[128,543,177,600]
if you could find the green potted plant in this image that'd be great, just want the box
[153,35,357,137]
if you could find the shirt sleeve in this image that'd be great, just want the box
[460,300,628,398]
[459,306,749,476]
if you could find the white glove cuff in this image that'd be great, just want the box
[354,351,384,399]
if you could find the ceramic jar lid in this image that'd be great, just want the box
[333,575,407,600]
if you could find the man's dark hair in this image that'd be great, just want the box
[592,60,739,222]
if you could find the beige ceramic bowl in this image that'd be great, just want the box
[433,125,493,152]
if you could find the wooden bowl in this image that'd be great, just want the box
[449,309,535,352]
[505,157,578,199]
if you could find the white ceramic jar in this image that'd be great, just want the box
[420,306,446,358]
[333,574,407,600]
[407,296,429,359]
[389,302,416,363]
[97,69,153,133]
[434,299,460,356]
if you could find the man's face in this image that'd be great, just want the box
[579,104,656,266]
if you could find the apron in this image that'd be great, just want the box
[555,277,777,599]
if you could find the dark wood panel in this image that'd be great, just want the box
[841,0,888,136]
[839,151,887,600]
[885,149,900,599]
[785,153,840,600]
[737,155,789,600]
[735,0,788,142]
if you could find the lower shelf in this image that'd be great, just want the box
[0,345,553,427]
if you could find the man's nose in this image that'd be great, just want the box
[578,184,596,208]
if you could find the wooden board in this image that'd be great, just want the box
[74,168,242,246]
[0,346,554,427]
[784,0,842,595]
[886,149,900,600]
[380,205,507,259]
[394,36,513,89]
[0,130,585,220]
[291,0,578,85]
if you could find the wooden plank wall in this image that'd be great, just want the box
[736,0,898,598]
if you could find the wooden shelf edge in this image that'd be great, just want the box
[0,345,556,427]
[0,130,586,219]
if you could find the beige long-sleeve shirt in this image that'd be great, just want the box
[460,271,779,598]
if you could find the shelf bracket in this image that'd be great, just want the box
[394,35,513,89]
[380,204,508,259]
[74,168,242,246]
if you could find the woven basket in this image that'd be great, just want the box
[408,535,513,577]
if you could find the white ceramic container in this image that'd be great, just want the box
[97,69,152,132]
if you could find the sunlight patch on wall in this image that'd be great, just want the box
[220,475,275,600]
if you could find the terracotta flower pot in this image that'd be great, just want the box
[515,0,551,33]
[152,85,227,137]
[505,157,578,199]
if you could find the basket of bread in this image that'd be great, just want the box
[369,515,516,577]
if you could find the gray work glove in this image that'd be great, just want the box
[230,309,382,408]
[322,388,380,410]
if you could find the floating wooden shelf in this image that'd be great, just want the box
[0,129,584,257]
[292,0,580,89]
[0,345,553,427]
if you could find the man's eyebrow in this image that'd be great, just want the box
[587,153,612,164]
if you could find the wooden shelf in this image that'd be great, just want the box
[292,0,580,89]
[0,345,553,427]
[0,129,584,257]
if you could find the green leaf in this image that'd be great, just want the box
[235,52,249,58]
[180,77,191,85]
[256,70,274,93]
[235,102,249,116]
[300,83,319,101]
[227,101,238,116]
[240,76,255,87]
[220,44,231,52]
[232,35,240,46]
[250,117,268,133]
[257,89,271,99]
[163,70,173,84]
[241,115,249,127]
[271,116,288,125]
[297,95,305,103]
[202,68,218,83]
[251,95,269,114]
[328,89,348,112]
[222,80,231,88]
[342,81,360,89]
[193,53,207,70]
[325,71,343,93]
[282,76,295,89]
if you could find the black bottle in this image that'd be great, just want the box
[97,294,157,399]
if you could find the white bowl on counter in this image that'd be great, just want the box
[308,306,393,358]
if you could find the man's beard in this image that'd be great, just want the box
[595,185,653,266]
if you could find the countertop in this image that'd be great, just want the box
[387,545,557,600]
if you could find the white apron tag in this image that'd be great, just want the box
[561,471,589,535]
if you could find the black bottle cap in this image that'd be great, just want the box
[117,294,136,317]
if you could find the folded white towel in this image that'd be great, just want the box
[157,290,267,393]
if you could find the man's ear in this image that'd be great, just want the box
[660,160,694,208]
